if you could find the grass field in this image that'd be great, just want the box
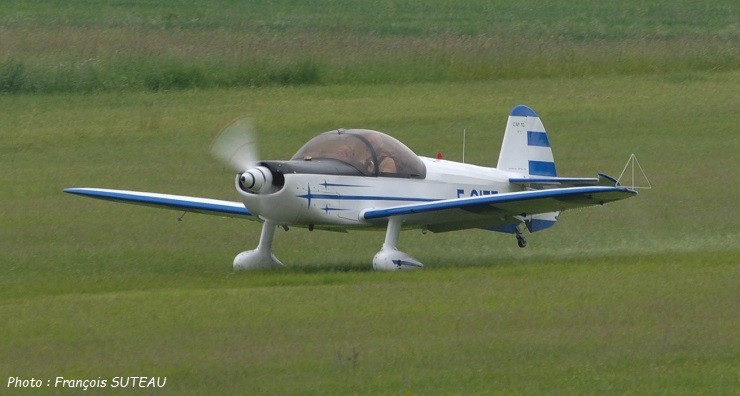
[2,1,739,394]
[1,0,737,92]
[2,73,738,394]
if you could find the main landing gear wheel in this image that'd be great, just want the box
[516,233,527,248]
[233,220,284,270]
[373,217,423,271]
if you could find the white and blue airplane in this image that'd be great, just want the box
[65,105,637,271]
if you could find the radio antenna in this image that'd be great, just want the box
[462,128,466,163]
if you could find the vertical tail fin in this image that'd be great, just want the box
[496,105,557,177]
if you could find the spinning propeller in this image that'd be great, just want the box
[211,118,273,194]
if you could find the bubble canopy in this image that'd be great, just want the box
[291,129,426,178]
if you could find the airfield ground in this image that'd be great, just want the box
[1,1,738,394]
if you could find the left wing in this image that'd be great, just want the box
[362,186,636,232]
[64,188,252,219]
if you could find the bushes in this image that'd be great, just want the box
[0,29,734,94]
[0,61,28,93]
[0,58,324,94]
[0,0,736,94]
[4,37,736,95]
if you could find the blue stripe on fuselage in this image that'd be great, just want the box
[303,193,436,202]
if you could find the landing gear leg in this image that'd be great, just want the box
[515,226,527,248]
[233,220,284,270]
[372,217,423,271]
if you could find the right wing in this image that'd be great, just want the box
[64,188,252,219]
[362,186,636,232]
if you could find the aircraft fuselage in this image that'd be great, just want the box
[236,157,522,229]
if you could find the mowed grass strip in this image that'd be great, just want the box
[1,255,736,394]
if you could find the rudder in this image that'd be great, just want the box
[496,105,557,177]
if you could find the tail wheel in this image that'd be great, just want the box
[516,234,527,248]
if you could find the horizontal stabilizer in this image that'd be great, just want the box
[510,172,624,188]
[509,176,599,187]
[64,188,252,219]
[598,172,621,186]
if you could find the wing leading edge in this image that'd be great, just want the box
[63,188,252,219]
[362,186,636,230]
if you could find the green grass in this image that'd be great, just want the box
[1,0,737,92]
[3,255,736,394]
[1,0,736,38]
[1,72,738,394]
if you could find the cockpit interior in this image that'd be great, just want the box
[291,129,426,178]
